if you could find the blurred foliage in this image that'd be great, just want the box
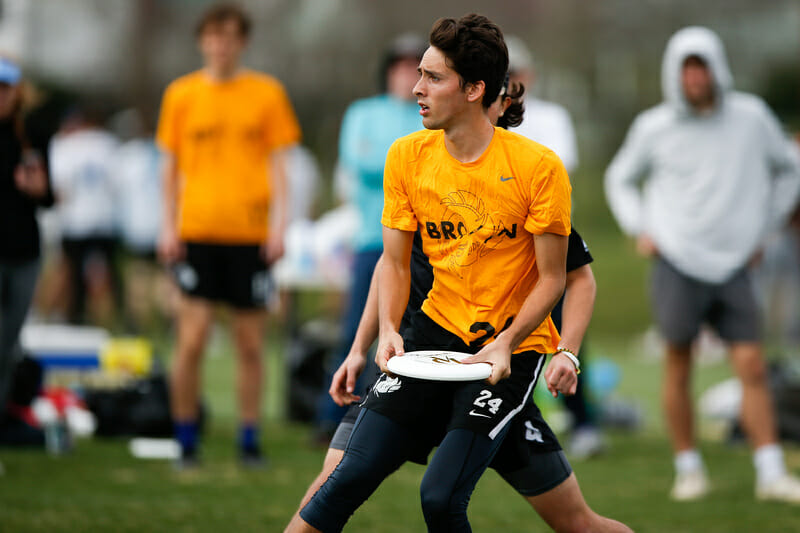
[11,0,799,179]
[570,163,652,341]
[761,62,800,132]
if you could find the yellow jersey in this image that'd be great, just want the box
[156,69,301,244]
[382,127,571,354]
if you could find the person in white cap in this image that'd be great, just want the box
[505,35,605,460]
[505,35,578,174]
[605,26,800,503]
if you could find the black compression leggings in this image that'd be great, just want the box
[300,408,508,532]
[419,428,506,531]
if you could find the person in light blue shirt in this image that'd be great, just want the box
[313,34,426,441]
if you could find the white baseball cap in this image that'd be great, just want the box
[506,35,534,73]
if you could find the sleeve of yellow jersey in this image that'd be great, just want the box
[155,81,181,156]
[381,140,418,232]
[524,151,572,236]
[263,80,302,151]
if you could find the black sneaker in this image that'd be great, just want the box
[239,446,267,470]
[173,448,200,471]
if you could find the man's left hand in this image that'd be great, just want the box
[544,352,578,397]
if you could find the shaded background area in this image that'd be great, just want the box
[3,0,799,162]
[4,0,798,340]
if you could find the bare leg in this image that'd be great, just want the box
[171,295,213,421]
[232,309,266,424]
[663,343,695,452]
[284,517,322,533]
[526,473,632,533]
[728,342,777,448]
[294,449,345,518]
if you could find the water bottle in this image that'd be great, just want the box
[33,397,71,456]
[44,418,71,456]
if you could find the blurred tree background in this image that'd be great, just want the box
[2,0,798,341]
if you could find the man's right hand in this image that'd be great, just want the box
[375,330,404,374]
[14,152,48,199]
[158,227,184,264]
[329,352,367,406]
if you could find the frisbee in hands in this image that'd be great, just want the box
[386,350,492,381]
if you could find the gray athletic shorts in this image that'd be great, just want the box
[651,257,761,346]
[329,406,358,451]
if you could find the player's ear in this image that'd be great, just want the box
[501,96,512,115]
[464,80,485,104]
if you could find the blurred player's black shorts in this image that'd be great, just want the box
[173,242,272,309]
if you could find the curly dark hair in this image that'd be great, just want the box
[429,13,508,108]
[497,81,525,129]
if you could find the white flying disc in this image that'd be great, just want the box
[386,350,492,381]
[129,438,180,460]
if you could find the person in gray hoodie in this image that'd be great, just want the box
[605,26,800,503]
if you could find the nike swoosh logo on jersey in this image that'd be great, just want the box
[468,410,492,418]
[500,175,516,182]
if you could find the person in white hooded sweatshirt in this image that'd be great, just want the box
[605,26,800,503]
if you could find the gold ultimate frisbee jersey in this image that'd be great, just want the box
[382,127,572,354]
[157,69,301,244]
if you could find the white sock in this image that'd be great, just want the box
[754,444,786,486]
[674,449,705,475]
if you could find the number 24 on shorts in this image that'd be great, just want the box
[474,389,503,414]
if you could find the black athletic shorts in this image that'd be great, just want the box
[490,399,571,495]
[172,242,272,309]
[331,394,570,496]
[361,310,546,456]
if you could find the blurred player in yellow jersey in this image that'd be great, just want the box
[156,3,301,468]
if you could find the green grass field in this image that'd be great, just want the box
[3,168,800,531]
[2,337,800,532]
